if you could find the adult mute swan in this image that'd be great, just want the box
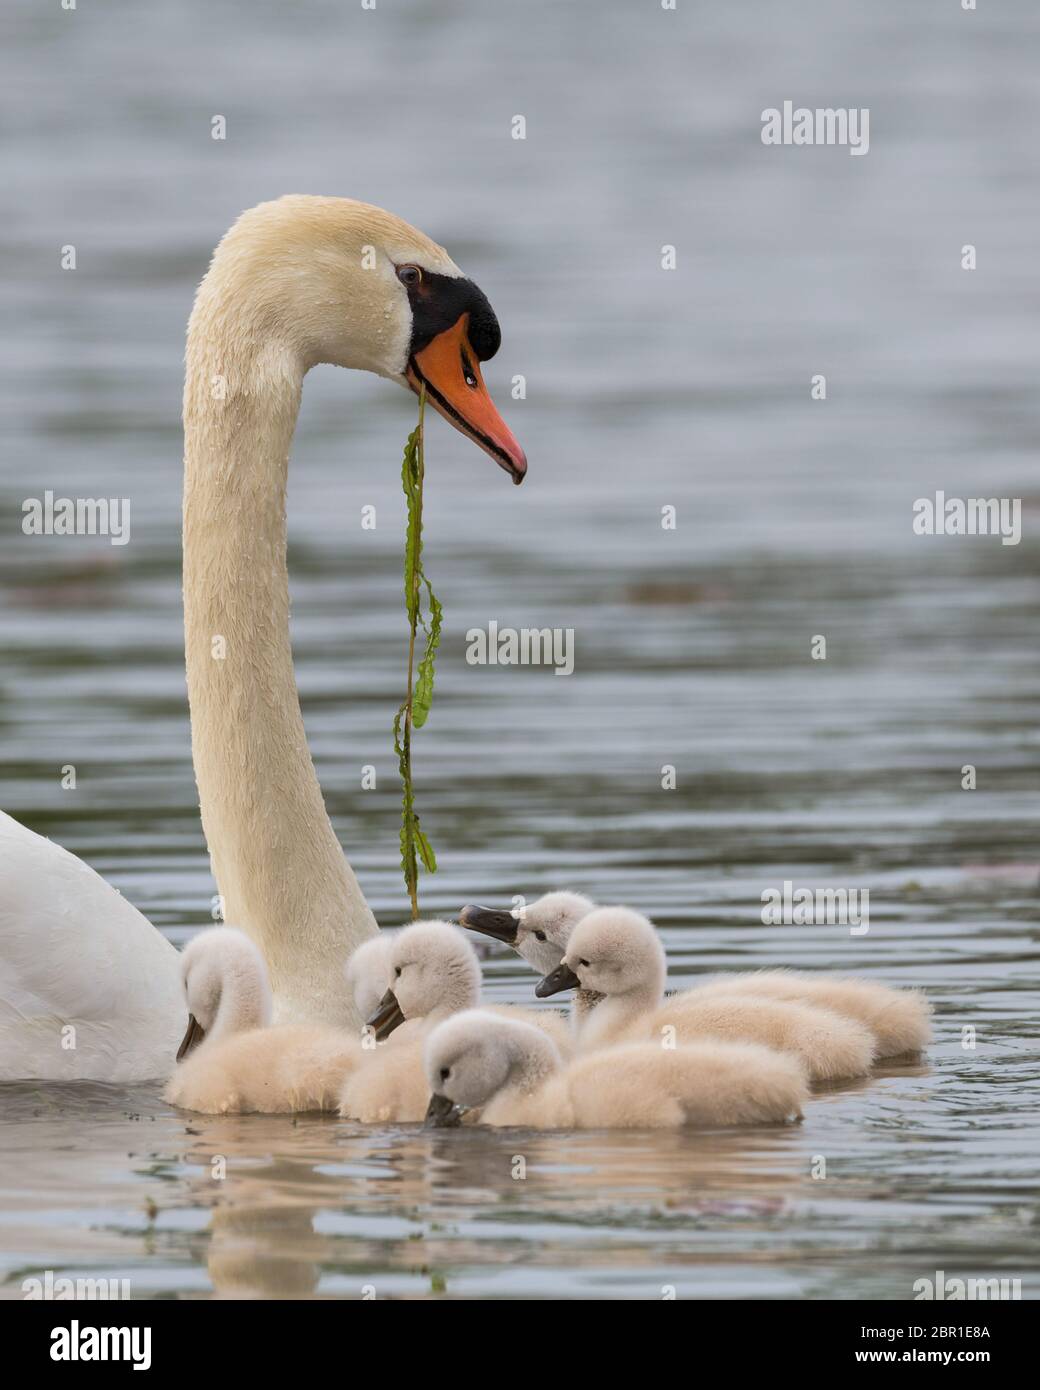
[0,810,184,1082]
[0,196,526,1080]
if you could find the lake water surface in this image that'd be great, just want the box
[1,0,1038,1299]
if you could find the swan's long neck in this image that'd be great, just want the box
[183,294,377,1029]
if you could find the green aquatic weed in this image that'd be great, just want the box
[393,386,441,917]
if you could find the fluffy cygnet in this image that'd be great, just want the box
[423,1010,808,1130]
[687,969,931,1058]
[487,890,930,1058]
[459,891,603,1018]
[339,920,570,1124]
[537,908,876,1081]
[344,932,398,1022]
[164,928,362,1114]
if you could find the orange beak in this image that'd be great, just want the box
[406,314,527,484]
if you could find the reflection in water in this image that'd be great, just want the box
[2,0,1040,1298]
[0,1037,1036,1299]
[181,1114,815,1300]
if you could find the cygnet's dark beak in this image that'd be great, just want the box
[366,989,406,1041]
[458,903,520,946]
[535,963,580,998]
[176,1013,206,1061]
[424,1092,463,1128]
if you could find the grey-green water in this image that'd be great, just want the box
[1,0,1038,1299]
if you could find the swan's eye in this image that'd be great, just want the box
[397,264,422,288]
[440,1066,450,1081]
[534,931,546,942]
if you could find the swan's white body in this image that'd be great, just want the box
[0,811,184,1080]
[0,197,526,1081]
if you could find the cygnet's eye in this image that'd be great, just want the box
[579,958,590,968]
[394,966,402,978]
[534,931,546,942]
[396,264,422,288]
[440,1066,450,1081]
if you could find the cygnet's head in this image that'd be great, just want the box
[458,891,595,975]
[366,920,481,1041]
[194,196,525,483]
[423,1010,560,1127]
[176,927,272,1060]
[536,906,665,1001]
[345,933,395,1022]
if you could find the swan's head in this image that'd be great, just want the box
[176,927,273,1059]
[536,906,665,1001]
[344,933,396,1022]
[366,920,481,1040]
[199,195,526,483]
[423,1009,560,1126]
[458,890,595,974]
